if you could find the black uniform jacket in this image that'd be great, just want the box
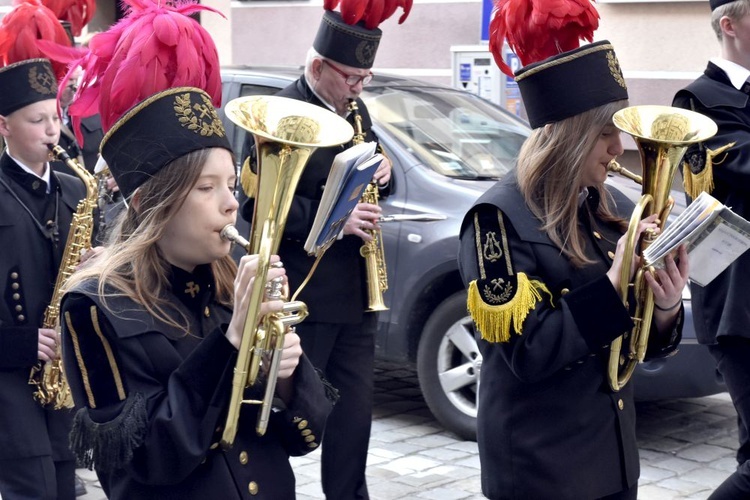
[60,265,334,499]
[673,62,750,344]
[243,76,385,323]
[458,175,682,500]
[0,152,83,461]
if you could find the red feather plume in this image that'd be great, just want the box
[39,0,225,145]
[325,0,412,29]
[41,0,96,36]
[489,0,599,77]
[0,0,73,79]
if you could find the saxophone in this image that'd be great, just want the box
[348,99,388,312]
[28,144,98,409]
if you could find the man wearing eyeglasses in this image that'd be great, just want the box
[240,9,391,500]
[53,66,103,174]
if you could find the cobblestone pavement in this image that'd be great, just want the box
[74,361,739,500]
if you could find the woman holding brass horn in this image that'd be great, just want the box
[51,2,334,498]
[457,20,690,500]
[59,87,335,499]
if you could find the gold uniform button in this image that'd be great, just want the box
[297,419,308,430]
[11,283,19,290]
[14,305,23,312]
[607,251,615,260]
[618,399,624,410]
[12,293,19,300]
[301,429,312,436]
[17,315,25,322]
[204,306,210,318]
[560,288,570,296]
[304,434,316,442]
[239,451,248,465]
[10,272,18,279]
[248,481,259,495]
[308,442,319,449]
[593,231,602,240]
[209,442,219,450]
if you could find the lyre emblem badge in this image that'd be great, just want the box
[483,231,503,262]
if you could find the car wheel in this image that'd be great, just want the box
[417,291,480,441]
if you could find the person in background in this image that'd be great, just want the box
[239,7,407,497]
[60,86,335,500]
[673,0,750,497]
[0,57,82,500]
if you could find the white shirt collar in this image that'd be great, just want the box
[710,57,750,91]
[7,149,51,193]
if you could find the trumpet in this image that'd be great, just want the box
[220,224,308,436]
[219,95,353,445]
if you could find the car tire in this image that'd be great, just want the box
[417,291,480,441]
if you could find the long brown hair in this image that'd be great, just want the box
[517,100,629,267]
[65,147,237,334]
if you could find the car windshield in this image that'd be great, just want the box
[362,85,529,180]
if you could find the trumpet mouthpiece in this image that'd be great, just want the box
[220,224,251,252]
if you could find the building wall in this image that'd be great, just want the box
[0,0,721,114]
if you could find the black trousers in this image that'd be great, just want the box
[0,456,75,500]
[708,337,750,499]
[297,317,375,500]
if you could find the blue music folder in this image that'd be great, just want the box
[305,147,383,256]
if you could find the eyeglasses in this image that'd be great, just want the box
[323,60,373,87]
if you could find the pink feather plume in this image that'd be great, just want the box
[40,0,225,145]
[326,0,412,29]
[0,0,73,79]
[489,0,599,77]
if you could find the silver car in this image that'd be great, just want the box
[220,67,725,441]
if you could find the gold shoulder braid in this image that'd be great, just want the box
[466,209,552,343]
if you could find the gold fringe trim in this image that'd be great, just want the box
[682,142,735,200]
[467,273,552,343]
[683,161,713,200]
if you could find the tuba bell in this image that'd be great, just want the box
[606,105,717,392]
[220,96,353,445]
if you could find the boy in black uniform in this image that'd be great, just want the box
[0,57,82,500]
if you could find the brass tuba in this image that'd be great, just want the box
[220,96,353,445]
[606,105,716,392]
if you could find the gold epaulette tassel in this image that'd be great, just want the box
[682,142,734,200]
[467,272,552,343]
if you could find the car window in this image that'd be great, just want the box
[362,86,529,180]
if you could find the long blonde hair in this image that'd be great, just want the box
[517,100,628,267]
[65,148,237,334]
